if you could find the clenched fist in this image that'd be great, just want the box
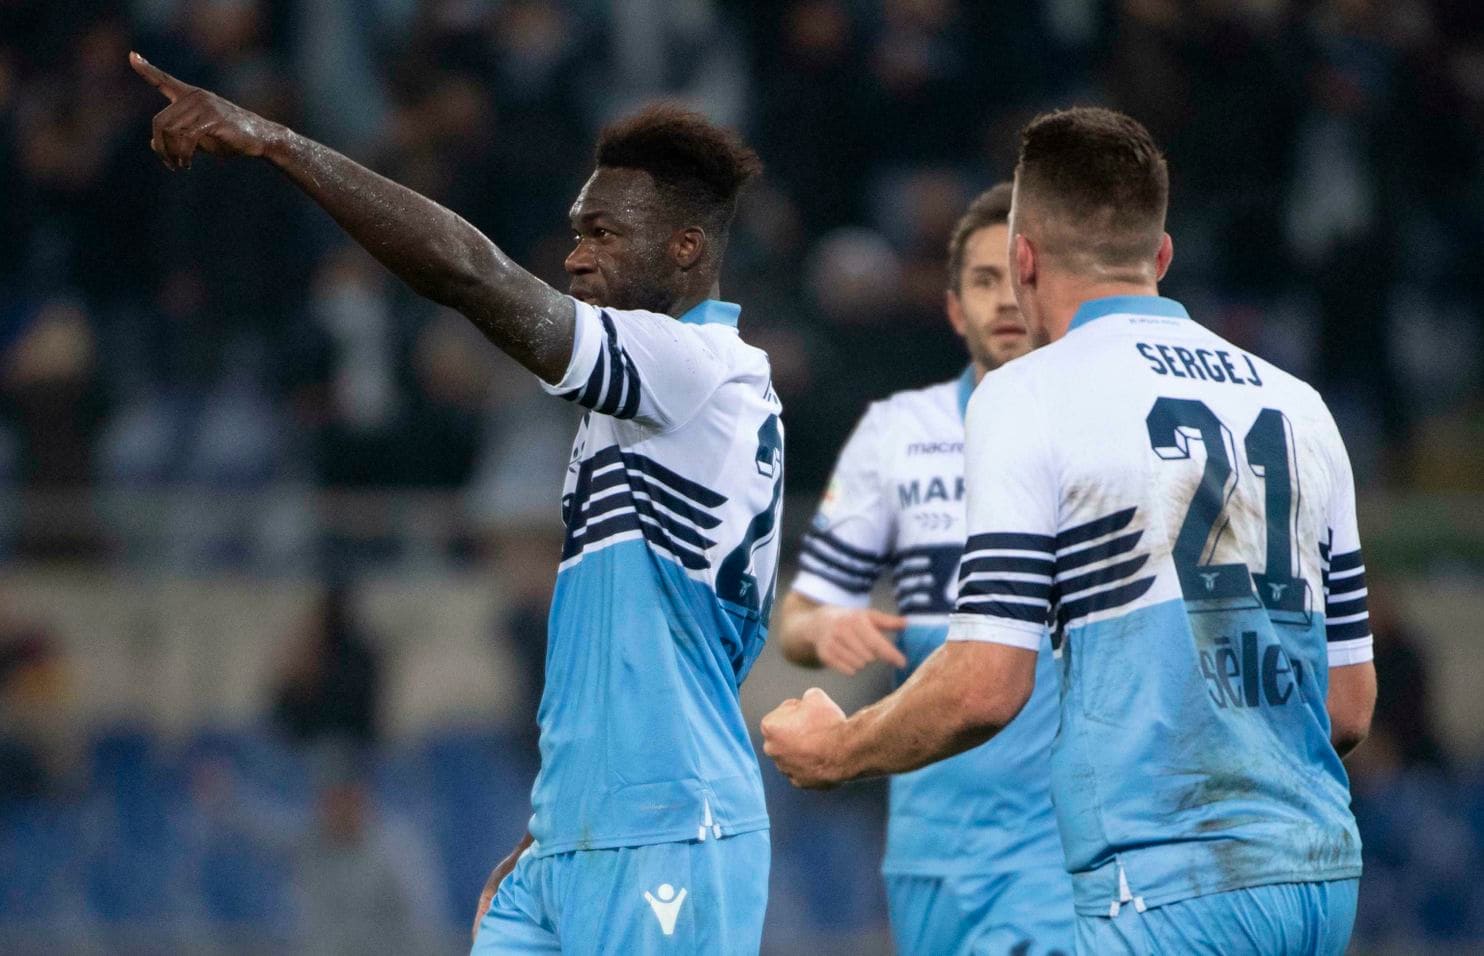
[130,52,283,169]
[760,687,848,790]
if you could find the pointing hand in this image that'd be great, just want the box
[130,52,283,169]
[813,607,908,676]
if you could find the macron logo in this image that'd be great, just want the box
[644,883,688,936]
[906,441,963,456]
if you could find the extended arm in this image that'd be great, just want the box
[761,640,1035,788]
[1327,661,1376,758]
[775,591,907,674]
[130,52,572,382]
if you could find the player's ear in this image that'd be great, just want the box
[1154,233,1174,281]
[945,289,968,339]
[1015,233,1037,289]
[671,227,706,270]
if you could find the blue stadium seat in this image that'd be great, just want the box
[0,801,84,921]
[418,727,537,921]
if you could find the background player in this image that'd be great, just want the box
[130,53,782,955]
[775,183,1073,954]
[761,107,1376,955]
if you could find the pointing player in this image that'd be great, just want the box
[763,107,1375,955]
[130,54,782,954]
[775,184,1073,954]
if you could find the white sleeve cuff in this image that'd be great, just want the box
[946,613,1045,651]
[790,571,874,610]
[539,298,597,392]
[1327,636,1374,667]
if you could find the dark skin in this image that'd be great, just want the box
[128,52,719,383]
[128,51,725,942]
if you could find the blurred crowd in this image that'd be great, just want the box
[4,0,1484,951]
[3,0,1483,549]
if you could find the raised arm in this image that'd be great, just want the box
[129,52,573,382]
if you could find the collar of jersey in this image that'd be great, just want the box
[677,299,741,328]
[956,364,976,420]
[1069,295,1188,331]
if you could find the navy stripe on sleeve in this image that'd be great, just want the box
[1323,546,1370,645]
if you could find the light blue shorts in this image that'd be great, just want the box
[472,830,769,956]
[885,867,1075,956]
[1075,879,1359,955]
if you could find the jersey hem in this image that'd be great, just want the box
[531,815,771,858]
[1072,865,1364,916]
[539,297,592,392]
[881,858,1067,878]
[947,613,1045,650]
[1327,636,1373,666]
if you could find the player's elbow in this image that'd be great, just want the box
[774,593,825,668]
[1327,662,1377,758]
[955,675,1031,743]
[438,236,508,308]
[778,636,821,668]
[1330,708,1372,758]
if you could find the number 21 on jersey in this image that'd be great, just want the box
[1146,397,1310,623]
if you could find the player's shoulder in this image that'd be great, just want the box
[1249,349,1323,403]
[861,376,960,431]
[1201,325,1334,415]
[875,376,959,414]
[600,299,770,372]
[976,344,1062,400]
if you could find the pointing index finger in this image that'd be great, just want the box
[129,51,188,103]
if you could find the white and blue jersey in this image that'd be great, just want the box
[950,296,1371,920]
[793,368,1066,881]
[529,297,782,857]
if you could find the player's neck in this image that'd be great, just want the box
[667,279,722,320]
[1040,275,1160,342]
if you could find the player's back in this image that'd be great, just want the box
[984,296,1364,915]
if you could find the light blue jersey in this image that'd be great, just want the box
[529,297,782,856]
[950,296,1371,925]
[793,369,1072,951]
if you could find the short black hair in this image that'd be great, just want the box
[946,182,1013,292]
[1014,107,1168,269]
[595,103,763,236]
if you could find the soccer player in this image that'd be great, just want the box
[762,107,1376,955]
[130,54,782,954]
[775,183,1073,954]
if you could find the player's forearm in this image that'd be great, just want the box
[829,644,1024,781]
[775,593,826,667]
[263,129,573,380]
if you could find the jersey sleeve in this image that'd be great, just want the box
[791,404,894,608]
[540,299,729,431]
[948,372,1056,651]
[1320,425,1373,667]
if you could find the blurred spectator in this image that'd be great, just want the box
[482,527,565,751]
[0,296,108,557]
[0,616,76,803]
[1367,582,1449,770]
[193,744,444,955]
[271,585,382,747]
